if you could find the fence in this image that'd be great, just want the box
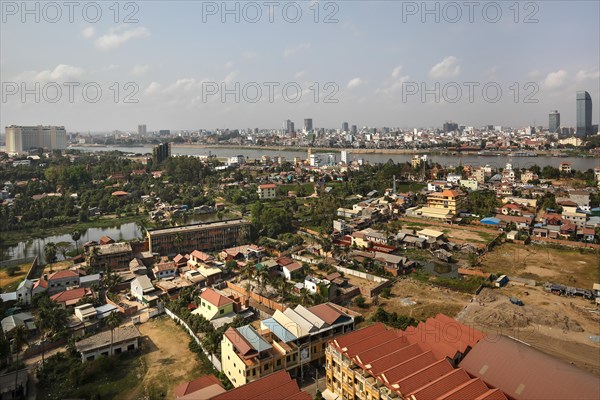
[225,281,287,312]
[164,307,221,372]
[0,256,36,269]
[531,237,600,250]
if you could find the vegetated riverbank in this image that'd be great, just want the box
[0,214,147,247]
[166,144,600,158]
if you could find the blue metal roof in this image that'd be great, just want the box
[237,325,272,352]
[262,318,297,343]
[480,217,500,225]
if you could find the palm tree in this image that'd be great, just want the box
[86,246,100,273]
[71,230,81,254]
[44,242,57,266]
[12,324,28,397]
[37,297,68,363]
[173,232,183,254]
[300,289,312,306]
[106,311,122,356]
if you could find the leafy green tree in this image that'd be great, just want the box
[71,230,81,254]
[44,242,58,264]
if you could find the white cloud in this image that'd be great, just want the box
[164,78,199,92]
[131,64,150,76]
[544,70,567,89]
[295,71,307,79]
[575,68,600,82]
[377,68,410,95]
[225,61,234,69]
[81,26,95,38]
[485,66,498,79]
[392,66,404,79]
[528,69,541,78]
[429,56,460,79]
[284,43,311,58]
[144,82,162,95]
[94,26,150,50]
[19,64,85,82]
[347,78,364,89]
[224,71,239,84]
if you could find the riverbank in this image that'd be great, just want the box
[0,214,147,247]
[70,143,600,158]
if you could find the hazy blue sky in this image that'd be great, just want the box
[1,0,599,131]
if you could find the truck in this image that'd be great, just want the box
[509,297,524,306]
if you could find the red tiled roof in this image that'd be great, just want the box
[284,262,303,272]
[48,269,79,281]
[331,315,491,399]
[223,327,256,358]
[50,287,92,304]
[460,335,600,400]
[191,250,213,262]
[276,256,294,266]
[211,371,311,400]
[200,288,233,308]
[173,374,225,398]
[307,303,348,327]
[439,378,492,400]
[408,368,471,399]
[395,359,455,394]
[259,184,276,189]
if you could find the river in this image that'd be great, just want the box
[3,215,222,264]
[69,145,600,171]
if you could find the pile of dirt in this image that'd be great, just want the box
[470,302,584,332]
[476,288,497,304]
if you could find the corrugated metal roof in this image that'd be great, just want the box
[237,325,272,353]
[261,318,297,343]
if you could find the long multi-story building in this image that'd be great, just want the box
[419,189,466,220]
[147,219,250,255]
[325,314,506,400]
[5,125,66,154]
[221,303,355,387]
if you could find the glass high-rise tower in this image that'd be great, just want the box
[549,110,560,133]
[576,91,592,137]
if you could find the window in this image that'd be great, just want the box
[127,344,135,351]
[276,359,281,366]
[220,309,224,314]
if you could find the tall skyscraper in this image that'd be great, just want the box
[5,125,66,155]
[576,91,592,137]
[443,122,459,133]
[304,118,313,132]
[283,119,294,134]
[549,110,560,133]
[342,122,349,132]
[152,142,171,165]
[351,125,358,135]
[138,124,147,135]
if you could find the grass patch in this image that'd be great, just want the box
[37,350,144,400]
[0,263,29,290]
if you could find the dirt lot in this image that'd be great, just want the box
[0,263,29,290]
[458,286,600,375]
[479,242,600,286]
[403,221,498,245]
[349,278,472,322]
[119,317,204,399]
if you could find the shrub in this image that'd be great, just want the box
[354,295,366,308]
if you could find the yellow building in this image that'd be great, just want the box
[221,303,355,387]
[193,288,234,321]
[419,189,465,220]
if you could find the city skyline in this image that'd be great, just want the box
[1,1,599,131]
